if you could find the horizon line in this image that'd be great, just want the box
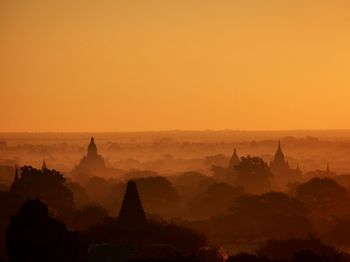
[2,128,350,134]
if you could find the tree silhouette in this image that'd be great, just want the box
[296,177,350,219]
[6,199,77,262]
[132,176,181,214]
[227,253,272,262]
[235,156,273,194]
[257,237,344,261]
[227,192,312,239]
[188,182,244,218]
[10,166,73,214]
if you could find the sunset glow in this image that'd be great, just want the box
[1,1,350,131]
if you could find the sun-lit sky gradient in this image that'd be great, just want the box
[1,0,350,132]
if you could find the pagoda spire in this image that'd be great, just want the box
[10,166,19,191]
[117,180,146,228]
[87,137,98,157]
[277,140,282,153]
[228,148,240,170]
[42,160,47,171]
[274,140,285,163]
[14,167,19,183]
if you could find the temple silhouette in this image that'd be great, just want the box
[270,141,301,188]
[227,148,240,171]
[270,141,290,173]
[117,180,146,228]
[73,137,106,175]
[41,160,48,171]
[9,167,19,192]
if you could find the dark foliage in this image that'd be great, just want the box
[132,176,181,212]
[189,191,313,242]
[80,219,207,257]
[188,182,244,218]
[227,253,273,262]
[235,156,272,194]
[296,177,350,219]
[10,166,74,214]
[257,237,346,261]
[6,199,78,262]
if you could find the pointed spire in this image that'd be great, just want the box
[326,162,330,173]
[14,166,19,183]
[277,140,283,153]
[10,166,19,191]
[87,137,98,157]
[118,180,146,228]
[296,163,301,172]
[228,148,240,170]
[42,160,47,171]
[274,140,285,163]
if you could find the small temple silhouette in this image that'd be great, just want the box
[10,167,19,191]
[117,180,146,228]
[6,199,78,262]
[41,160,47,171]
[73,137,106,175]
[11,160,47,191]
[227,148,240,171]
[270,141,290,173]
[270,141,301,188]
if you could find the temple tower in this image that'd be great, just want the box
[274,141,287,165]
[10,167,19,191]
[117,180,146,228]
[42,160,48,171]
[228,148,240,170]
[87,137,98,158]
[270,141,289,171]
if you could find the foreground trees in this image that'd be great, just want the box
[10,166,74,215]
[6,199,77,262]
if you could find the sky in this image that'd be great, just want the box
[1,0,350,132]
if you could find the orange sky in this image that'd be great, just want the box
[1,1,350,132]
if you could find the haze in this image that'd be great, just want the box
[1,0,350,132]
